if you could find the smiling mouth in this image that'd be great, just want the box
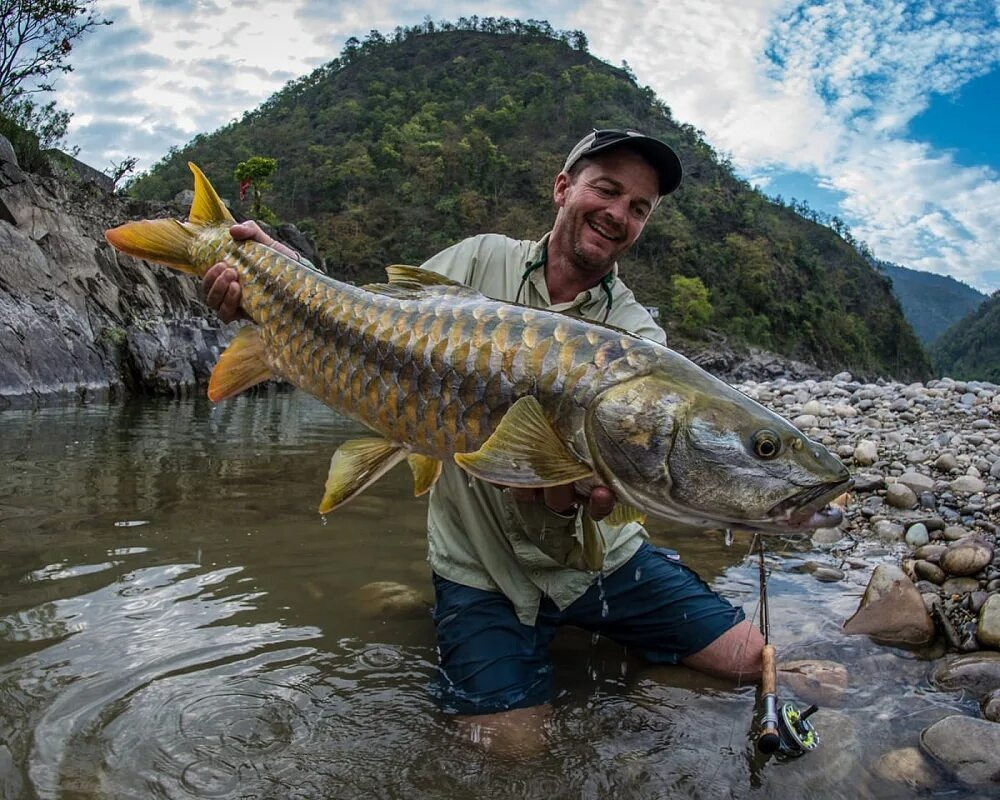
[587,219,623,242]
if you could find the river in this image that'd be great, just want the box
[0,390,985,798]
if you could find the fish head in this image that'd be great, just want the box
[585,373,852,532]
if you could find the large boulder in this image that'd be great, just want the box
[842,564,935,646]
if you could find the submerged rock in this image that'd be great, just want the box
[919,715,1000,786]
[777,659,848,707]
[869,747,942,792]
[930,652,1000,696]
[355,581,429,619]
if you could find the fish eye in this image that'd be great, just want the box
[752,430,782,459]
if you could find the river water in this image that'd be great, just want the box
[0,390,986,799]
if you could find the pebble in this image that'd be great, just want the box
[940,540,993,577]
[886,483,918,509]
[951,475,986,495]
[978,595,1000,648]
[905,523,930,548]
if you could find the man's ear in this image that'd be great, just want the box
[553,171,570,207]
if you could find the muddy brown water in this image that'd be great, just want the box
[0,389,987,798]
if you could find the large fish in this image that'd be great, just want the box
[106,163,852,567]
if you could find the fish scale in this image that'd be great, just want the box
[105,162,852,539]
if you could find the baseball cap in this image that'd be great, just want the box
[563,129,683,195]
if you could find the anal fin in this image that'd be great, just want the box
[320,438,408,514]
[407,454,442,496]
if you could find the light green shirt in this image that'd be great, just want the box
[419,233,667,625]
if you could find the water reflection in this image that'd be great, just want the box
[0,392,988,798]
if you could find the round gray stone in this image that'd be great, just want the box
[920,715,1000,786]
[941,541,993,577]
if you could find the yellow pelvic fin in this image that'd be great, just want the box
[187,162,236,226]
[453,395,593,487]
[604,503,647,527]
[208,327,274,402]
[407,454,442,496]
[104,218,198,273]
[319,438,407,514]
[581,514,606,572]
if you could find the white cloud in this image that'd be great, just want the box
[49,0,1000,291]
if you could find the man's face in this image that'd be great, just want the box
[552,148,660,275]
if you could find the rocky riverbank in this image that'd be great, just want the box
[735,371,1000,789]
[0,137,320,409]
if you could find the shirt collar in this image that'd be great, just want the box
[526,232,619,312]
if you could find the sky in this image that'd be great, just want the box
[50,0,1000,293]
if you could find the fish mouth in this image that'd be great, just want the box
[765,476,855,531]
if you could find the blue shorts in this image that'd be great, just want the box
[431,542,745,715]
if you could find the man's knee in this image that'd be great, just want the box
[681,620,764,681]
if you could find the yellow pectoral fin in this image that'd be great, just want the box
[208,326,274,402]
[582,514,605,572]
[407,454,442,496]
[187,162,236,226]
[453,396,593,487]
[104,218,198,273]
[604,503,647,527]
[319,438,408,514]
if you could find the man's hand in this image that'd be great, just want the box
[202,221,283,323]
[508,485,616,521]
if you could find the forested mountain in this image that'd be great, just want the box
[930,291,1000,382]
[876,261,986,345]
[129,18,930,380]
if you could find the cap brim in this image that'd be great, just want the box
[585,136,683,196]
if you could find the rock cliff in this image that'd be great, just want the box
[0,140,319,408]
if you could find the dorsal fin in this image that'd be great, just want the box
[362,264,483,299]
[187,162,236,226]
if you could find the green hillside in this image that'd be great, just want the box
[129,19,930,380]
[876,261,986,345]
[930,291,1000,382]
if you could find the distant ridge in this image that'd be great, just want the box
[128,18,930,380]
[930,290,1000,382]
[876,261,986,345]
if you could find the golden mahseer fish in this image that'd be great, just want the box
[106,163,852,562]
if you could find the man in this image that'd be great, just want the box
[204,129,764,755]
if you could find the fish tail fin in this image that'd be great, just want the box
[104,162,235,276]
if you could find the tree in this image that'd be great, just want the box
[669,275,713,335]
[234,156,278,221]
[0,1,111,148]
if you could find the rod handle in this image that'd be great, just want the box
[758,644,781,753]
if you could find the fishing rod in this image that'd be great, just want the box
[754,535,820,757]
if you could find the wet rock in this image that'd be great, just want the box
[812,566,844,582]
[777,659,848,706]
[355,581,429,619]
[930,652,1000,695]
[853,474,885,492]
[940,540,993,577]
[982,689,1000,722]
[843,565,934,646]
[870,747,942,792]
[978,594,1000,649]
[919,715,1000,786]
[886,483,918,510]
[943,525,970,541]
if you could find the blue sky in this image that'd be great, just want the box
[53,0,1000,293]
